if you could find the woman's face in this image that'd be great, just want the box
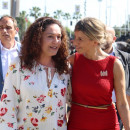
[41,24,62,57]
[73,30,94,54]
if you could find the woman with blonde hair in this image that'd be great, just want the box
[68,17,130,130]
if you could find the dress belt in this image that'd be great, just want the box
[72,101,112,109]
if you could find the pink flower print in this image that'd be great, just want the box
[1,94,7,101]
[18,125,24,129]
[57,120,63,127]
[24,75,30,80]
[0,108,8,116]
[61,88,66,96]
[23,118,27,122]
[15,89,20,95]
[31,118,38,127]
[7,122,13,128]
[58,100,63,107]
[37,95,46,103]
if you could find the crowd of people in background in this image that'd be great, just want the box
[0,15,130,130]
[116,32,130,44]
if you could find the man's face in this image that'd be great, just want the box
[102,33,113,50]
[0,17,17,44]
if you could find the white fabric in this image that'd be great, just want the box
[0,58,70,130]
[112,90,116,103]
[0,41,19,80]
[112,42,117,48]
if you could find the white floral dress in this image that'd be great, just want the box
[0,58,71,130]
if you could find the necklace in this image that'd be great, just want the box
[44,67,56,88]
[38,60,56,88]
[47,68,52,88]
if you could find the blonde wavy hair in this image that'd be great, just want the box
[75,17,107,46]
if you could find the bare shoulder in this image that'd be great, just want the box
[113,58,124,77]
[114,58,123,70]
[68,53,75,66]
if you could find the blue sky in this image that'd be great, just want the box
[1,0,130,30]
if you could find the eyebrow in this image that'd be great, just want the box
[46,33,61,35]
[0,24,12,27]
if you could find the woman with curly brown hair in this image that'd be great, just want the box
[0,17,70,130]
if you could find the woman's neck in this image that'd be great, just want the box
[38,56,54,68]
[84,47,108,60]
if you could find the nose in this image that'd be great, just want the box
[53,36,61,43]
[3,28,7,32]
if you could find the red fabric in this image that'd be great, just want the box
[68,53,119,130]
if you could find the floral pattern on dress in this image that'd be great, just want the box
[0,58,71,130]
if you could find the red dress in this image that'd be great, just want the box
[68,53,119,130]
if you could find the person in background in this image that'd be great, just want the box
[0,17,70,130]
[115,41,130,53]
[68,17,130,130]
[15,32,20,42]
[102,26,130,130]
[0,15,21,97]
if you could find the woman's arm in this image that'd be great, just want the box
[114,58,130,130]
[126,95,130,109]
[0,59,21,129]
[126,53,130,108]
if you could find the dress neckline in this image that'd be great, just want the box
[81,54,112,62]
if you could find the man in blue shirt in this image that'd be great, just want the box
[0,15,21,97]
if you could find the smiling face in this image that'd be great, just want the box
[73,30,94,54]
[0,17,17,46]
[41,24,62,57]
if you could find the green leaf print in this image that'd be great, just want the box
[13,70,17,73]
[51,112,55,116]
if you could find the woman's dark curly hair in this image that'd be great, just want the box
[20,17,69,75]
